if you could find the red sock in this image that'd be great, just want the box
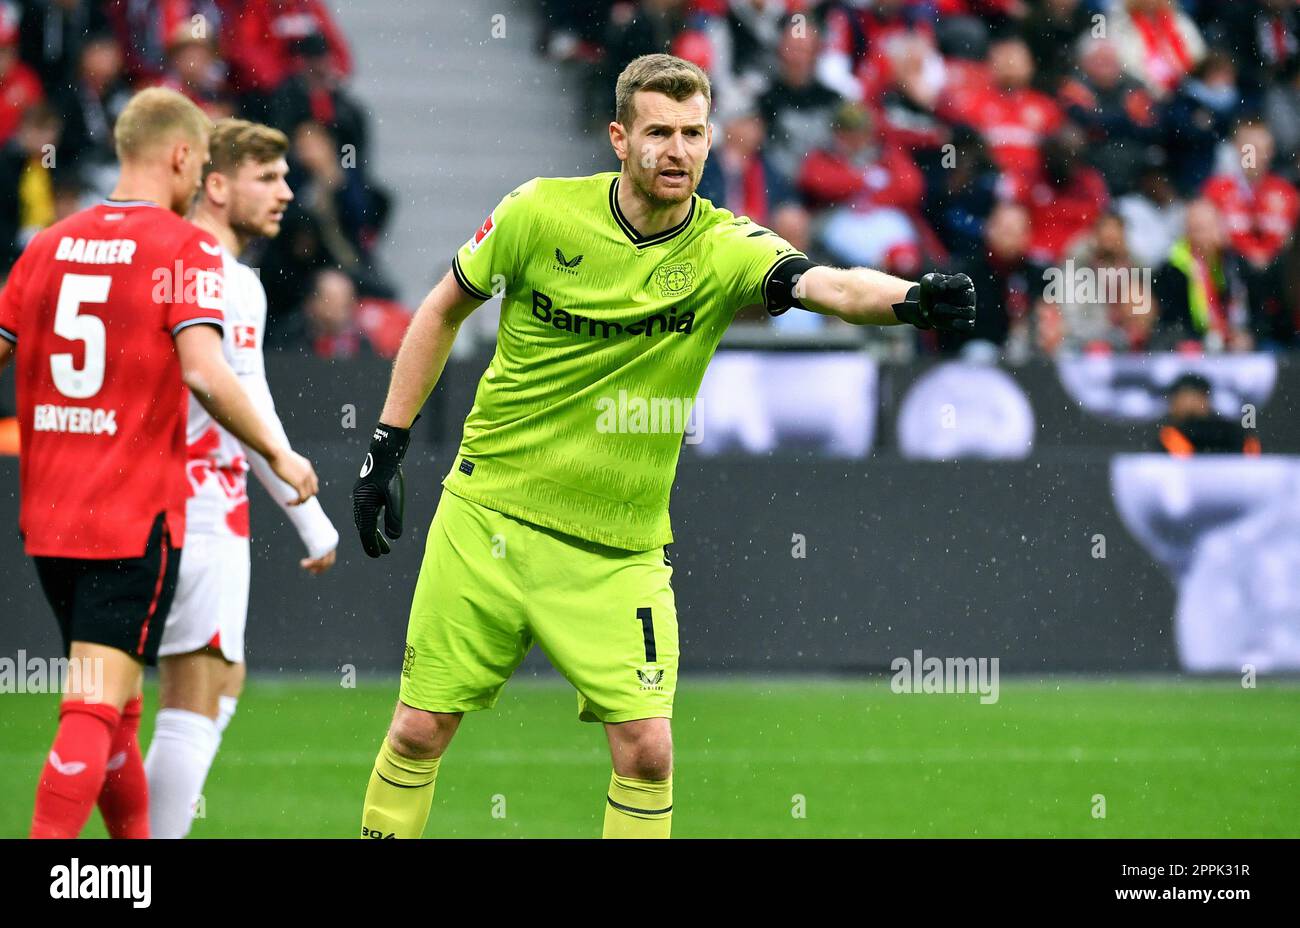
[98,695,150,839]
[30,701,120,839]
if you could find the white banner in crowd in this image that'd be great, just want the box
[897,361,1035,460]
[692,352,877,457]
[1111,455,1300,672]
[1058,353,1278,421]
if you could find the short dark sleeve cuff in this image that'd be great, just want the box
[172,318,224,336]
[762,254,818,316]
[452,255,493,301]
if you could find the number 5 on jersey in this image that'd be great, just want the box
[52,273,111,399]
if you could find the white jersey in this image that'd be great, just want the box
[184,247,337,557]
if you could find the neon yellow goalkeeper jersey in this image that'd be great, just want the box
[444,171,810,551]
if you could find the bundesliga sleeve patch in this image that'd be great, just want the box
[467,213,495,254]
[195,270,224,311]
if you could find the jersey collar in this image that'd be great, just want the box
[100,198,163,209]
[608,176,696,249]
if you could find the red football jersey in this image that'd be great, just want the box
[0,200,225,558]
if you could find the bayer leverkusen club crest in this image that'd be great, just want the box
[655,262,695,296]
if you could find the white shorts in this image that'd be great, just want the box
[159,532,251,663]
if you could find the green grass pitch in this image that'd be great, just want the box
[2,677,1296,838]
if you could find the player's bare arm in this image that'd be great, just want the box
[174,323,318,503]
[349,269,481,558]
[0,338,12,373]
[379,269,483,428]
[795,265,977,332]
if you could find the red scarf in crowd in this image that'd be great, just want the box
[1132,7,1192,93]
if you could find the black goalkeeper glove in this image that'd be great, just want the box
[892,272,976,333]
[352,421,411,558]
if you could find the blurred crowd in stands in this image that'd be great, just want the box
[0,0,407,360]
[539,0,1300,358]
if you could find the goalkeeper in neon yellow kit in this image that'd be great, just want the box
[351,53,975,839]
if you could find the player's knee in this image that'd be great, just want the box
[613,725,673,780]
[623,746,672,781]
[387,704,460,759]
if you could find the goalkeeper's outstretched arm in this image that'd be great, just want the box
[793,265,976,333]
[379,269,483,427]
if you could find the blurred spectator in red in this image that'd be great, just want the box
[1160,51,1241,197]
[699,0,790,117]
[799,101,924,277]
[155,23,235,118]
[940,35,1062,190]
[1111,0,1204,100]
[1024,124,1109,264]
[1044,212,1155,355]
[0,13,45,146]
[16,0,111,91]
[1116,162,1185,267]
[223,0,353,116]
[53,32,132,192]
[817,0,933,105]
[357,296,411,358]
[1059,35,1157,196]
[270,32,370,160]
[1203,119,1299,268]
[758,17,843,182]
[0,103,61,269]
[1024,0,1092,94]
[1203,118,1300,345]
[299,269,372,359]
[1152,198,1251,352]
[698,108,809,261]
[109,0,226,84]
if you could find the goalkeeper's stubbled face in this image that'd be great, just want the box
[621,90,711,206]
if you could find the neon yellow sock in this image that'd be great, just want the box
[602,772,672,838]
[360,739,440,839]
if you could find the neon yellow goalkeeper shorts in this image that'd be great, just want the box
[398,487,678,723]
